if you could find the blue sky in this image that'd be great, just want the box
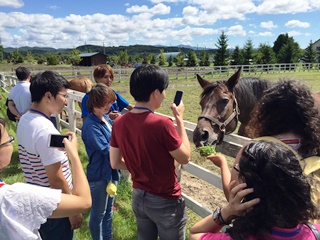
[0,0,319,50]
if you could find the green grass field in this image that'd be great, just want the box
[1,67,320,239]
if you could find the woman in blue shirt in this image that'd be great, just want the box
[81,83,119,240]
[81,64,134,122]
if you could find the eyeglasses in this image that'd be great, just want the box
[233,163,240,173]
[57,93,69,99]
[0,135,14,148]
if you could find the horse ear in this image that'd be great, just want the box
[226,67,241,91]
[196,74,211,89]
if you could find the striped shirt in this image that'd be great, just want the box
[16,111,72,189]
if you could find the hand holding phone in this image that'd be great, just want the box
[173,91,183,106]
[48,134,71,148]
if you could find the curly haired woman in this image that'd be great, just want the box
[246,80,320,223]
[246,80,320,158]
[190,140,320,240]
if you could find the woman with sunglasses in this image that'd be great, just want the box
[0,118,91,239]
[190,140,320,240]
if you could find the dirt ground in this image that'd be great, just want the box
[180,170,228,211]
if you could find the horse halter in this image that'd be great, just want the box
[198,97,240,144]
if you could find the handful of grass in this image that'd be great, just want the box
[195,145,216,157]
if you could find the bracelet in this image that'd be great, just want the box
[212,208,229,226]
[218,208,229,225]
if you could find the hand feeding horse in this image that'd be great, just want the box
[193,67,320,148]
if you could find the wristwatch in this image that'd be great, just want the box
[212,208,228,226]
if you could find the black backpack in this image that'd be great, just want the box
[5,98,16,122]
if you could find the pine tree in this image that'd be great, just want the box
[199,50,210,66]
[214,31,229,66]
[0,44,4,62]
[256,43,276,64]
[243,39,255,64]
[118,50,129,66]
[168,55,173,67]
[150,54,156,64]
[175,53,184,67]
[231,46,244,65]
[303,40,317,63]
[186,51,197,67]
[277,38,300,64]
[159,49,166,66]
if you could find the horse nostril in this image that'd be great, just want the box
[200,129,209,141]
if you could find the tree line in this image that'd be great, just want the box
[214,32,319,66]
[0,32,319,67]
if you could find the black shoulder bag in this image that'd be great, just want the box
[5,98,16,122]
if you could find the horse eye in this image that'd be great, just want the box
[220,98,229,105]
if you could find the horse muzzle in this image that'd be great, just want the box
[193,125,220,147]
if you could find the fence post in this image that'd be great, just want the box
[67,98,76,132]
[0,74,5,88]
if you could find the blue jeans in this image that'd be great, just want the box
[89,180,115,240]
[39,217,73,240]
[132,188,188,240]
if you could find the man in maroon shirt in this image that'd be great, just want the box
[110,64,190,240]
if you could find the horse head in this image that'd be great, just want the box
[69,77,93,94]
[193,68,241,147]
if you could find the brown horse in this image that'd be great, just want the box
[193,68,320,147]
[68,77,94,109]
[68,77,93,94]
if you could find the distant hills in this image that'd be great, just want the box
[4,46,58,53]
[4,44,215,56]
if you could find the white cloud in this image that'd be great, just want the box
[287,30,302,36]
[257,31,273,37]
[0,11,136,48]
[285,20,310,28]
[260,21,277,30]
[0,0,318,49]
[182,6,198,15]
[49,5,60,10]
[126,3,170,15]
[150,0,185,3]
[127,5,150,13]
[0,0,23,8]
[310,0,320,8]
[188,0,256,20]
[226,25,246,36]
[256,0,316,14]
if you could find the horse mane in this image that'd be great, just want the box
[234,77,270,109]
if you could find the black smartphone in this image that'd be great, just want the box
[173,91,183,106]
[47,134,71,148]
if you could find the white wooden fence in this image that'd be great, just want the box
[0,72,251,218]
